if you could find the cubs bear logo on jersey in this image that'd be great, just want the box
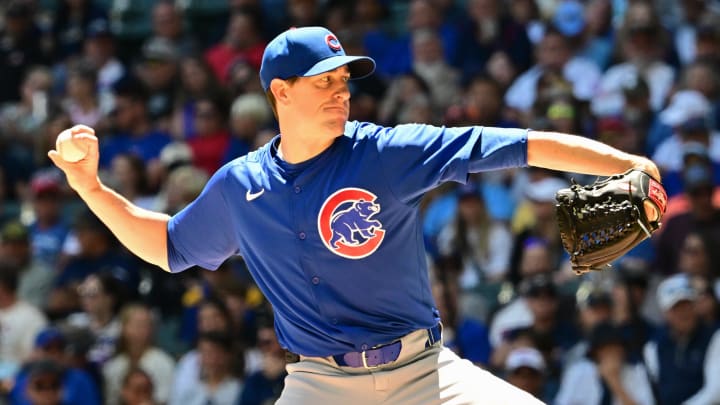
[318,188,385,259]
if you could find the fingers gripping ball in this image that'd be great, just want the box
[56,125,93,162]
[555,169,667,275]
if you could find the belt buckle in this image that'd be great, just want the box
[361,349,379,370]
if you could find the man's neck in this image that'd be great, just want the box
[129,120,151,137]
[277,133,336,164]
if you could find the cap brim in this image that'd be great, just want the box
[302,55,376,81]
[661,294,695,311]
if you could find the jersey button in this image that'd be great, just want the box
[331,318,338,325]
[361,344,369,351]
[294,186,301,194]
[298,232,306,240]
[311,276,320,285]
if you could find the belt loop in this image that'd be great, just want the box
[426,323,442,348]
[427,327,436,346]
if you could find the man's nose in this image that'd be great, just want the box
[334,82,351,101]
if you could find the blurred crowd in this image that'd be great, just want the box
[0,0,719,404]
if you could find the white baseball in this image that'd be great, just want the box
[56,125,92,162]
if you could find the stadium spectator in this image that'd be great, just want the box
[564,281,613,365]
[103,303,175,405]
[644,274,720,405]
[119,367,157,405]
[172,55,223,140]
[653,90,720,175]
[168,331,242,405]
[99,76,173,169]
[82,18,125,114]
[654,160,720,275]
[0,1,49,104]
[64,272,126,366]
[611,262,656,362]
[49,0,108,61]
[591,0,675,116]
[27,174,69,268]
[204,10,266,84]
[148,1,199,58]
[456,0,533,83]
[503,346,549,403]
[437,182,513,286]
[504,28,600,124]
[0,66,53,151]
[186,94,231,176]
[62,60,102,128]
[0,263,48,383]
[9,327,101,405]
[236,324,286,405]
[224,93,273,164]
[108,153,157,211]
[0,221,54,309]
[173,296,235,387]
[136,37,181,124]
[555,322,655,405]
[51,209,139,304]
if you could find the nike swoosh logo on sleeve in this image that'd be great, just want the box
[246,188,265,201]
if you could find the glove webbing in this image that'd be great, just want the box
[573,200,636,250]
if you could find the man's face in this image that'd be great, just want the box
[507,367,544,396]
[665,300,698,335]
[0,240,30,266]
[153,3,181,38]
[537,34,570,71]
[112,96,139,130]
[281,65,351,137]
[121,371,154,405]
[526,287,558,321]
[26,373,62,405]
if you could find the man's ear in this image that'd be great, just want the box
[270,79,290,105]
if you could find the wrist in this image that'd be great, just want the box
[628,155,661,181]
[75,176,103,197]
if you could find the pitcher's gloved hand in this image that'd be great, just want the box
[555,169,667,275]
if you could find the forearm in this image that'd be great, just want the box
[78,182,171,272]
[527,131,660,180]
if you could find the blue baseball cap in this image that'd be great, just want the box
[553,1,586,37]
[259,26,376,91]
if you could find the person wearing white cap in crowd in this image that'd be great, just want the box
[652,90,720,173]
[591,1,674,117]
[504,346,548,402]
[555,321,655,405]
[652,156,720,275]
[504,27,601,117]
[643,274,720,405]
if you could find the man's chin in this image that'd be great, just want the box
[324,118,347,135]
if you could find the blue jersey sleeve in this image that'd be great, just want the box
[369,123,528,203]
[167,165,241,272]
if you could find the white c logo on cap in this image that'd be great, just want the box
[325,34,342,52]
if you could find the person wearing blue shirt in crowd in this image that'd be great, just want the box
[644,274,720,405]
[10,328,101,405]
[99,76,172,170]
[49,26,661,404]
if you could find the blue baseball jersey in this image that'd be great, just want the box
[167,121,528,356]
